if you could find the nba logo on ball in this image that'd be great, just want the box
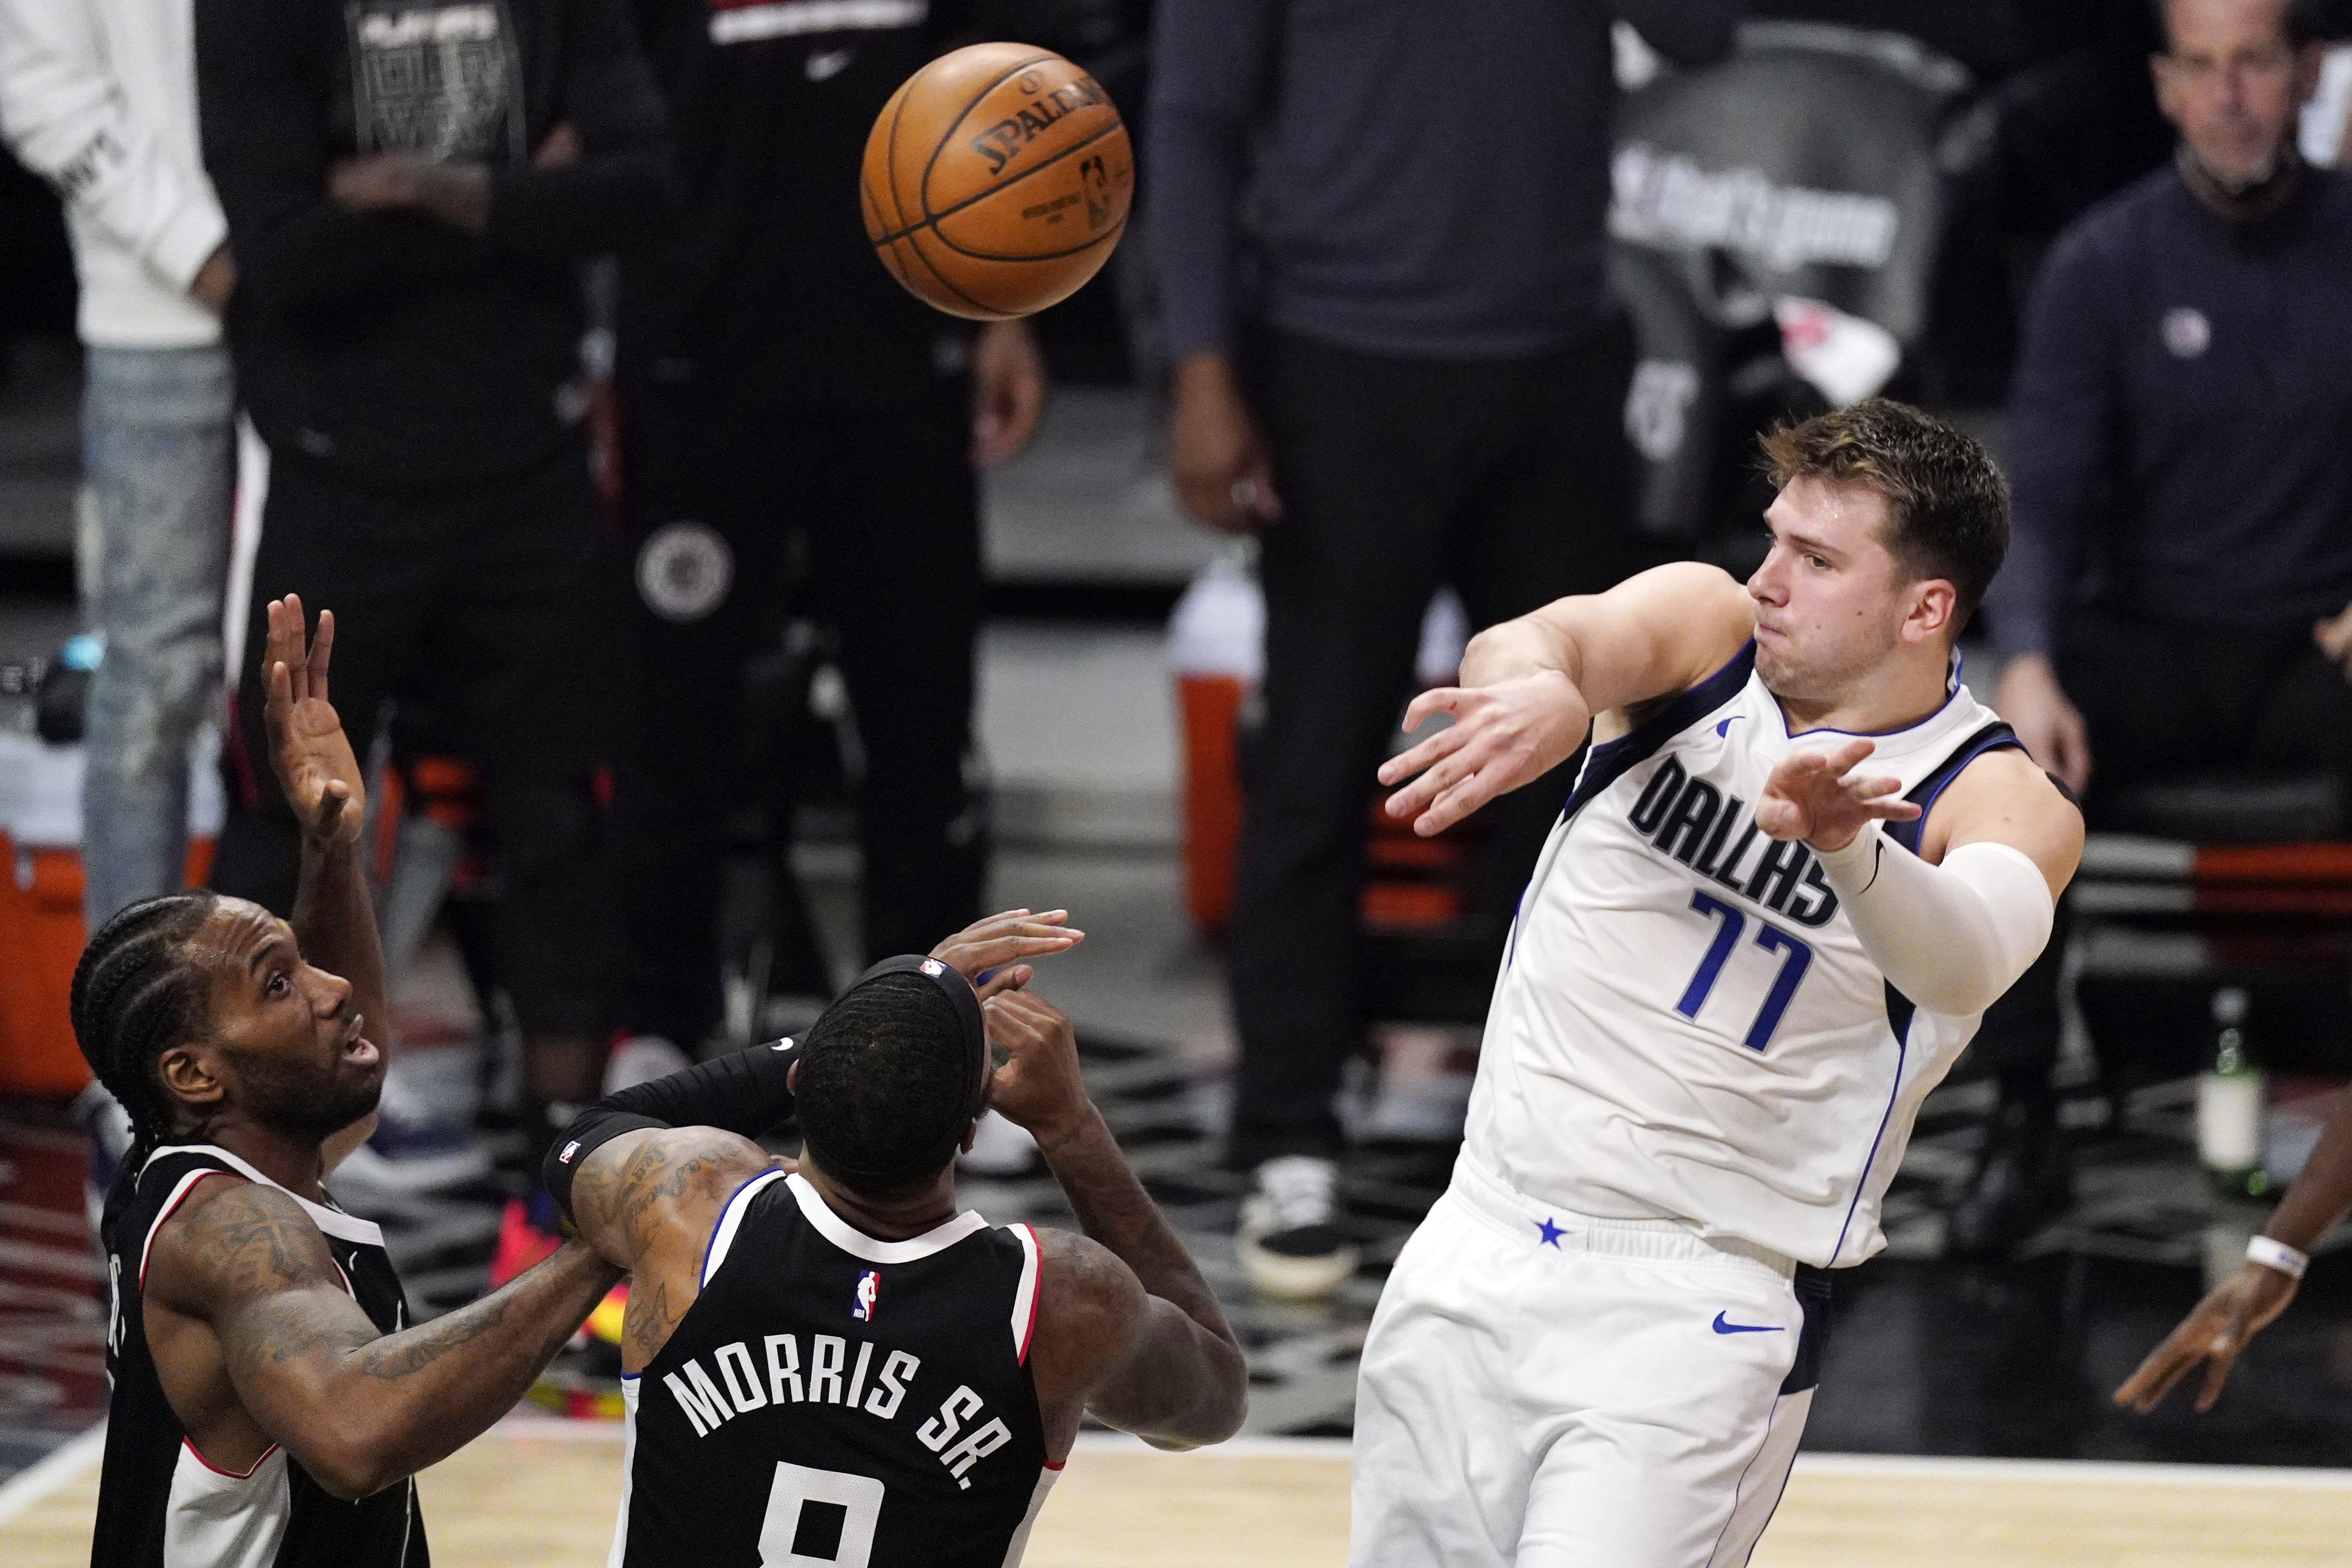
[852,1270,880,1322]
[2162,307,2211,359]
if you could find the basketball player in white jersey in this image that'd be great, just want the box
[1352,399,2083,1567]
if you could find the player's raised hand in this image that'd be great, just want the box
[1755,738,1919,853]
[1379,669,1591,838]
[2113,1260,2300,1414]
[261,595,366,851]
[982,989,1090,1146]
[930,909,1085,999]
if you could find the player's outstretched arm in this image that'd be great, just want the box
[258,596,388,1172]
[1379,562,1755,837]
[145,1176,619,1500]
[1759,740,2082,1018]
[2116,1081,2352,1413]
[985,990,1247,1451]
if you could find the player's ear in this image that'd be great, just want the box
[786,1060,800,1093]
[1902,578,1956,645]
[157,1042,228,1116]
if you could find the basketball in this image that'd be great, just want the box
[860,42,1133,320]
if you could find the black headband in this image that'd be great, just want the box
[804,954,989,1188]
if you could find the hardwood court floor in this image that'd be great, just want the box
[8,1425,2352,1567]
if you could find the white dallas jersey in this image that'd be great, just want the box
[1464,642,2019,1268]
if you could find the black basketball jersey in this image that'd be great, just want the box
[91,1144,428,1568]
[613,1170,1053,1568]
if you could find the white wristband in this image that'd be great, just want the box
[2247,1234,2309,1280]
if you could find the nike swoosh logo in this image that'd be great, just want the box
[806,46,855,81]
[1712,1311,1783,1335]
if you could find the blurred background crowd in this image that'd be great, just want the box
[8,0,2352,1462]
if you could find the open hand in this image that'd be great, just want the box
[262,595,366,851]
[981,989,1089,1146]
[929,909,1084,999]
[1756,738,1919,852]
[1377,669,1590,837]
[2113,1260,2299,1414]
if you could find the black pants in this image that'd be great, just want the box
[614,374,983,1044]
[1227,323,1641,1165]
[210,444,617,1038]
[1968,607,2352,1081]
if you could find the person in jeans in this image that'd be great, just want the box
[195,0,674,1167]
[1148,0,1739,1298]
[1967,0,2352,1253]
[0,0,236,932]
[1,0,240,1192]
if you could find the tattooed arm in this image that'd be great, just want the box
[986,990,1247,1453]
[568,1126,782,1372]
[144,1177,620,1499]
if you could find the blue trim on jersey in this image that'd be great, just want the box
[1886,721,2022,855]
[1828,719,2019,1265]
[697,1168,782,1288]
[1558,641,1757,826]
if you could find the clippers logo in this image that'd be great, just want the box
[558,1140,581,1164]
[920,958,945,977]
[853,1270,880,1322]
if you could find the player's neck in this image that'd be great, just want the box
[1771,641,1952,738]
[799,1159,961,1243]
[184,1115,330,1202]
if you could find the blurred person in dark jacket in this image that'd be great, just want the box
[1149,0,1739,1299]
[1964,0,2352,1253]
[197,0,676,1162]
[608,0,1044,1068]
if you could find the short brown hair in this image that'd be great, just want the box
[1758,398,2011,636]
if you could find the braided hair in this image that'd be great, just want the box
[70,892,223,1198]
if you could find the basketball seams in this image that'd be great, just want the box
[927,215,1126,266]
[880,74,920,242]
[901,225,1019,320]
[863,43,1128,319]
[916,52,1059,224]
[867,121,1127,248]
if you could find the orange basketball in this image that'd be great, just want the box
[861,42,1133,320]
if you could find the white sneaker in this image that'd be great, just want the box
[1236,1155,1359,1300]
[603,1035,694,1094]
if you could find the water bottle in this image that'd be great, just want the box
[2197,987,2270,1200]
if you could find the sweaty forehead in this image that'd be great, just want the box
[185,900,296,975]
[1769,476,1893,554]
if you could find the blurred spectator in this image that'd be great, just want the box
[0,0,235,933]
[1149,0,1738,1297]
[610,2,1042,1055]
[1967,0,2352,1253]
[194,0,674,1156]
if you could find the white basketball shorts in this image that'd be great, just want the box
[1350,1157,1829,1568]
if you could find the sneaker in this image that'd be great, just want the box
[1236,1155,1359,1300]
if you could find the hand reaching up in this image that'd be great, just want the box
[262,594,366,851]
[928,908,1084,999]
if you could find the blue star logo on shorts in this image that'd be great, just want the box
[1536,1217,1565,1248]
